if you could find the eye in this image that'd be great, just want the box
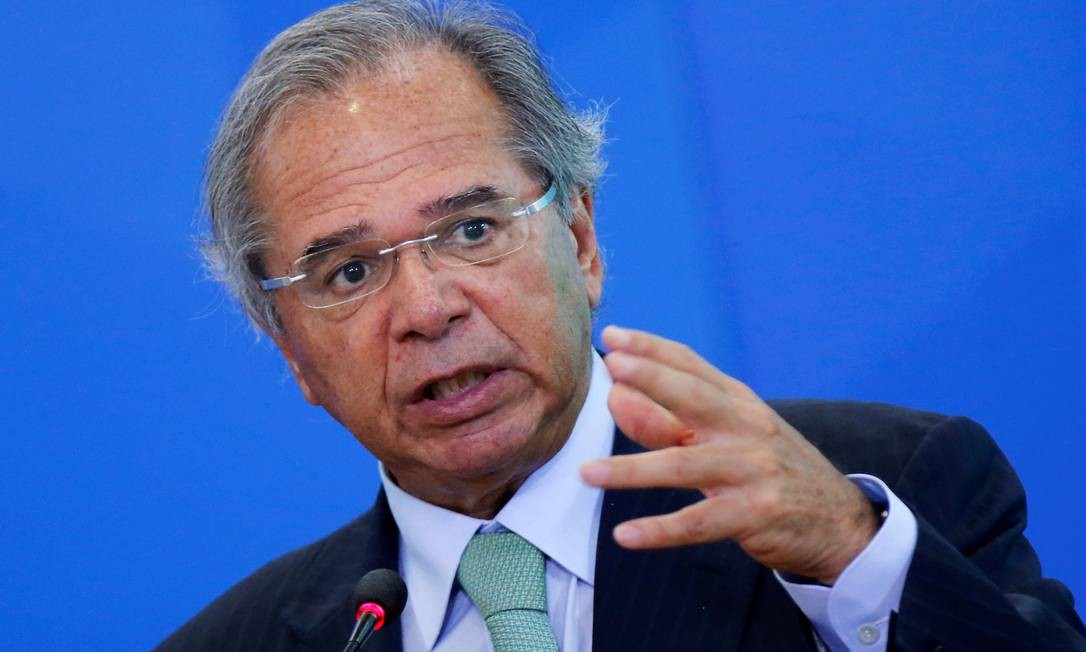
[451,218,495,244]
[329,258,371,288]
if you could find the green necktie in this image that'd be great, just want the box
[456,531,560,652]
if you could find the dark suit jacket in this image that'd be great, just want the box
[157,401,1086,651]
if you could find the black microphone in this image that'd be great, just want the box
[342,569,408,652]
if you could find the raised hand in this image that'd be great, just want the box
[580,326,880,585]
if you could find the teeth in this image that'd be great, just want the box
[430,371,489,400]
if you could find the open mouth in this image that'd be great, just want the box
[422,369,494,401]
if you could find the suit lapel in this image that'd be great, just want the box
[281,490,404,652]
[278,429,816,651]
[592,429,764,651]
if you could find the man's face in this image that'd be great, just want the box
[254,48,603,511]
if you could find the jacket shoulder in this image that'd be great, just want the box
[154,503,389,651]
[768,398,974,480]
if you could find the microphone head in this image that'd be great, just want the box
[352,568,408,620]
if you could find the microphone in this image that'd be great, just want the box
[342,568,408,652]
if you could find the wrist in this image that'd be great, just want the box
[815,486,887,585]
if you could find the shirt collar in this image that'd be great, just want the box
[381,350,614,650]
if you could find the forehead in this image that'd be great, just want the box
[254,48,530,263]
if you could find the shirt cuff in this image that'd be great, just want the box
[774,474,918,652]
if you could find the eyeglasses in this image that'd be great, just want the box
[260,184,557,309]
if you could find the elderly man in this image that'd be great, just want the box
[159,2,1084,651]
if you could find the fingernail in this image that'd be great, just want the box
[580,461,611,485]
[603,325,631,346]
[614,524,641,546]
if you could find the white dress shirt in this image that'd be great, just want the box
[381,351,918,652]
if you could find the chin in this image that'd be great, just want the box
[425,413,556,482]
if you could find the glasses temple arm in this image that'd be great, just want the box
[260,273,307,291]
[513,183,557,217]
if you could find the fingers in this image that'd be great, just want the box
[605,350,733,430]
[611,493,750,549]
[602,325,755,399]
[607,383,695,450]
[581,443,757,490]
[592,327,871,575]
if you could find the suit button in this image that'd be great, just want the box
[856,624,880,645]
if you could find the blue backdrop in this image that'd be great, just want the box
[2,2,1083,648]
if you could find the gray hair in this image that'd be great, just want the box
[201,0,607,334]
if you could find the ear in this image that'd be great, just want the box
[271,332,322,406]
[568,190,603,308]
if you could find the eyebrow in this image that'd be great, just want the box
[419,185,504,220]
[301,220,373,258]
[299,185,506,258]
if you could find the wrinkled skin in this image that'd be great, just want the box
[255,46,876,582]
[582,326,878,584]
[256,48,602,518]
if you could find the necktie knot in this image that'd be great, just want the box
[456,531,559,652]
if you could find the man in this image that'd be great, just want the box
[160,1,1085,650]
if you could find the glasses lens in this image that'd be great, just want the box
[294,240,391,308]
[427,198,531,266]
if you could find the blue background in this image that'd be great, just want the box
[2,1,1083,648]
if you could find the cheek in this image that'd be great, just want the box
[541,224,593,325]
[489,225,593,358]
[493,248,570,319]
[288,312,388,410]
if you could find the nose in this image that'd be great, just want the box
[387,246,471,341]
